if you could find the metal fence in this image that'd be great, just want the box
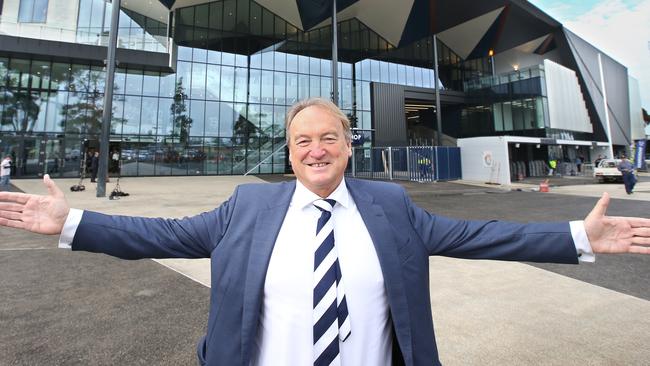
[346,146,461,182]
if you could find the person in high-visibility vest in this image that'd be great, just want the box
[418,155,431,179]
[548,158,557,176]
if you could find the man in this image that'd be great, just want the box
[0,98,649,366]
[548,157,557,176]
[617,155,636,194]
[1,155,12,188]
[90,151,99,182]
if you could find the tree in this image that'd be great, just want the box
[0,76,41,133]
[170,78,192,145]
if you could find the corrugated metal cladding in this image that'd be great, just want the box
[372,83,407,146]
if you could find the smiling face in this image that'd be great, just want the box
[288,105,352,197]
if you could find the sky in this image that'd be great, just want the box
[528,0,650,111]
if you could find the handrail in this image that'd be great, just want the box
[243,142,287,176]
[0,17,169,52]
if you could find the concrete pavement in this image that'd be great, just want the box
[2,175,648,365]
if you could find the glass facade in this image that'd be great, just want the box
[459,65,551,138]
[0,0,501,178]
[76,0,168,52]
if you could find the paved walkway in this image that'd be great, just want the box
[4,175,649,365]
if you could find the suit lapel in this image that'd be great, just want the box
[241,181,295,364]
[347,180,414,365]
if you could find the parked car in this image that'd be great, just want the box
[593,159,623,183]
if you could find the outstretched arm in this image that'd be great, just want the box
[584,192,650,254]
[0,174,69,235]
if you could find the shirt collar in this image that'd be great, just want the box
[293,178,351,210]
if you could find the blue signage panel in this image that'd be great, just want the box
[634,140,647,170]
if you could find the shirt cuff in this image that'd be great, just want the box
[58,208,83,249]
[570,220,595,263]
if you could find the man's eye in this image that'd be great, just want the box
[296,140,309,146]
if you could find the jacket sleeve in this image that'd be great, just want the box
[71,187,239,259]
[404,190,579,264]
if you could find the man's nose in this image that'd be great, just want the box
[309,145,326,159]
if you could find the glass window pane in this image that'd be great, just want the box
[31,60,51,90]
[142,71,160,97]
[286,73,298,105]
[44,91,66,132]
[176,61,192,95]
[320,76,331,100]
[234,67,247,103]
[190,100,205,136]
[208,49,221,64]
[261,70,273,103]
[298,74,309,100]
[309,75,320,97]
[219,101,234,136]
[274,52,286,72]
[159,73,176,98]
[177,46,193,61]
[310,57,320,75]
[222,51,235,66]
[191,63,207,99]
[205,101,220,136]
[205,64,221,101]
[298,55,309,74]
[286,54,298,73]
[249,69,261,103]
[209,1,223,30]
[273,72,285,105]
[110,94,124,134]
[220,66,235,102]
[140,97,158,135]
[223,0,236,31]
[389,63,398,84]
[125,69,143,95]
[260,104,273,134]
[157,98,173,135]
[380,61,389,83]
[261,51,273,70]
[122,95,141,134]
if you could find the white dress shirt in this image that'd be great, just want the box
[251,179,391,366]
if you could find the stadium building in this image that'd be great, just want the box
[0,0,645,181]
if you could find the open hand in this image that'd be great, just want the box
[0,174,69,235]
[584,192,650,254]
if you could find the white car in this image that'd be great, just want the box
[593,159,623,183]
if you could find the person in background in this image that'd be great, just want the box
[548,158,557,176]
[594,154,603,167]
[617,155,636,195]
[90,152,99,183]
[1,155,12,189]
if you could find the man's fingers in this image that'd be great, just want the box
[629,245,650,254]
[0,210,22,221]
[0,192,30,204]
[588,192,610,218]
[631,227,650,237]
[610,217,650,228]
[630,237,650,245]
[0,217,26,230]
[0,202,24,212]
[44,174,63,198]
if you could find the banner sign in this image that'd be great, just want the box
[634,139,646,170]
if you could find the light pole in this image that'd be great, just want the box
[488,49,496,77]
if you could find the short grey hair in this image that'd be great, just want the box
[285,98,352,143]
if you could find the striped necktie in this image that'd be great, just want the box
[312,199,351,366]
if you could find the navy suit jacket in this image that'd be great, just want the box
[72,178,578,365]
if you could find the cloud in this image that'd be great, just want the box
[559,0,650,109]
